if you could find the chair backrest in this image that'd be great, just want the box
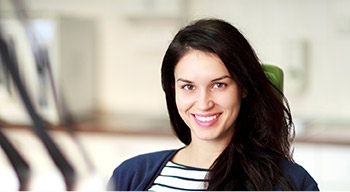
[262,64,284,94]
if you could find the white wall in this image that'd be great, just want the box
[2,0,350,123]
[95,0,350,123]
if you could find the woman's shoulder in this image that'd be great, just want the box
[279,159,319,191]
[108,149,178,190]
[116,149,178,170]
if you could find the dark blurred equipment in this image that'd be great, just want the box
[0,0,96,190]
[0,127,30,190]
[0,28,76,190]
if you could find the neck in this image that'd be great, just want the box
[174,138,230,169]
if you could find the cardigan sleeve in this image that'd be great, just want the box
[280,160,319,191]
[107,149,178,191]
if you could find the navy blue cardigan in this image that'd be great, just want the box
[108,149,319,191]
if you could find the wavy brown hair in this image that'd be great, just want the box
[161,18,295,190]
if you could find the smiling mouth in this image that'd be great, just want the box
[191,113,222,127]
[194,114,221,122]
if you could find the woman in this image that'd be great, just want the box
[108,18,318,191]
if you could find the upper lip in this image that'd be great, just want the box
[191,112,222,117]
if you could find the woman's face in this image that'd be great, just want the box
[174,49,244,144]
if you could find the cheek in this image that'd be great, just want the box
[217,89,242,113]
[175,91,195,113]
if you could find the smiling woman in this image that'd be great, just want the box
[108,18,319,191]
[174,50,242,150]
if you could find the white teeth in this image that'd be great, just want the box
[194,114,220,122]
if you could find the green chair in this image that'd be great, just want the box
[262,64,284,96]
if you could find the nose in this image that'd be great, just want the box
[195,89,214,111]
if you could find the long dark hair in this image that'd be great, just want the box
[161,18,295,190]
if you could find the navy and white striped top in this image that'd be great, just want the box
[148,161,209,191]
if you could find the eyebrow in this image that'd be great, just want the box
[176,75,232,83]
[211,75,232,82]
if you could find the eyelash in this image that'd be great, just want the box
[181,83,227,91]
[182,84,195,91]
[212,83,227,89]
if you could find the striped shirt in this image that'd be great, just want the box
[148,161,209,191]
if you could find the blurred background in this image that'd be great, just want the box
[0,0,350,190]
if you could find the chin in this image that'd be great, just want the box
[192,129,225,142]
[191,125,234,143]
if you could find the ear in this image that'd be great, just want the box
[241,88,248,98]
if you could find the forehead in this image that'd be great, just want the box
[174,50,230,79]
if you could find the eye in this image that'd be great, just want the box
[212,83,226,89]
[182,84,195,91]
